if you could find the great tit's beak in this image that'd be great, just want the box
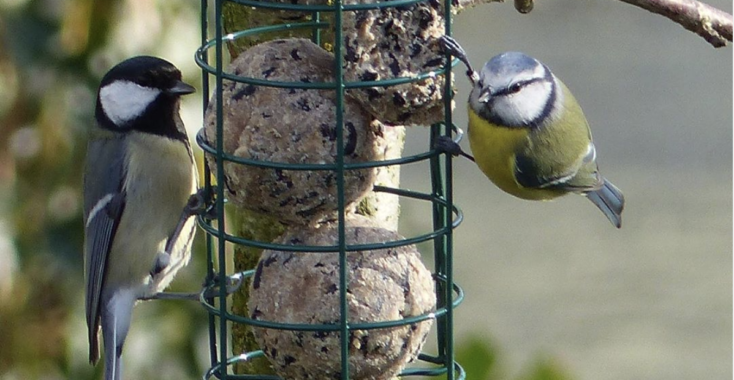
[166,80,196,95]
[478,86,492,103]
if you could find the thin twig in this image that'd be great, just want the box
[617,0,733,47]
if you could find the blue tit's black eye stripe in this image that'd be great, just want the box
[493,78,537,96]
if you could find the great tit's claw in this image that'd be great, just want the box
[185,186,218,217]
[141,292,198,301]
[201,272,244,299]
[143,273,244,302]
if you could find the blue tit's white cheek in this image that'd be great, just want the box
[493,80,553,126]
[99,81,161,127]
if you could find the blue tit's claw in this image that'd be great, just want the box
[438,36,466,59]
[435,136,476,162]
[438,36,478,83]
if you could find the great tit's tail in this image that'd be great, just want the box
[101,289,136,380]
[586,179,624,228]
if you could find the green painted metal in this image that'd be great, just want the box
[195,0,465,378]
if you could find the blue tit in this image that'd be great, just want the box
[84,56,198,380]
[440,36,624,228]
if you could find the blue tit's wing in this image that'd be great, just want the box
[83,132,128,364]
[514,141,602,191]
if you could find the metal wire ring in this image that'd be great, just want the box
[194,23,458,91]
[199,270,464,331]
[202,351,466,379]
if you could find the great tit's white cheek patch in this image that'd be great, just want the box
[100,81,160,127]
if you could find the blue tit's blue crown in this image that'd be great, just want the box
[479,52,544,94]
[484,51,540,75]
[485,52,540,77]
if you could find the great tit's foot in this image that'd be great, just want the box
[150,251,171,277]
[163,187,219,255]
[185,186,218,219]
[438,36,479,84]
[143,273,244,302]
[434,136,476,162]
[201,272,244,299]
[142,292,199,301]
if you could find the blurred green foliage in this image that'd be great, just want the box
[456,335,573,380]
[0,1,209,379]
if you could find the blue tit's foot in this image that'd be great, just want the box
[434,136,476,162]
[143,273,244,302]
[437,36,479,84]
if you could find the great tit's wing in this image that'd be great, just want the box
[83,133,127,364]
[514,141,602,191]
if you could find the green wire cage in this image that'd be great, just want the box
[194,0,464,378]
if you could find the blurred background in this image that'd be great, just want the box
[0,0,730,379]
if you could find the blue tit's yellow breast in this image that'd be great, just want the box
[467,108,560,200]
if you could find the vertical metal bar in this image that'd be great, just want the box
[332,2,350,379]
[200,0,220,370]
[429,123,447,361]
[312,11,321,45]
[442,3,455,379]
[214,0,229,378]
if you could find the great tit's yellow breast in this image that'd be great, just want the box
[106,132,197,292]
[468,108,561,200]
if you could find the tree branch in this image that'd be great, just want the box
[617,0,733,47]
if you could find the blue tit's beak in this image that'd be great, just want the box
[166,80,196,95]
[477,86,492,103]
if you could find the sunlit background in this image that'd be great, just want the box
[0,0,730,379]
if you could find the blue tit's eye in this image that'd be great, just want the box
[508,82,522,94]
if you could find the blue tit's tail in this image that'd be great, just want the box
[101,289,137,380]
[586,179,625,228]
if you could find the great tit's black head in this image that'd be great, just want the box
[95,56,195,139]
[469,52,558,128]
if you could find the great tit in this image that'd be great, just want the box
[84,56,198,380]
[439,36,624,228]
